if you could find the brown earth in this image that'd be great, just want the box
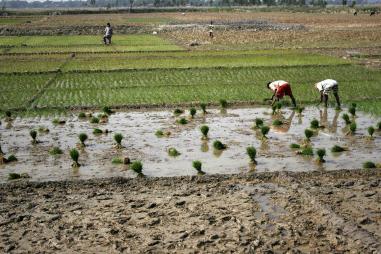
[1,169,380,253]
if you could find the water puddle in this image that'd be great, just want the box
[0,106,380,182]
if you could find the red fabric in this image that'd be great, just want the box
[276,83,292,99]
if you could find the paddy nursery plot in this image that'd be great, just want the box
[0,106,380,182]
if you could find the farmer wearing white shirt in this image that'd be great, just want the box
[314,79,341,108]
[103,23,113,45]
[266,80,297,107]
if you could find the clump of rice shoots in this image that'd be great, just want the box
[272,119,283,126]
[112,157,123,164]
[246,146,257,165]
[349,122,357,135]
[90,117,99,124]
[304,129,314,142]
[368,126,375,138]
[254,118,264,129]
[38,127,49,133]
[174,108,184,116]
[70,148,80,167]
[5,111,12,119]
[192,160,205,175]
[49,147,63,155]
[131,161,143,175]
[79,133,88,147]
[30,130,37,144]
[349,106,356,117]
[296,106,304,115]
[114,133,123,149]
[298,146,313,156]
[213,140,226,150]
[316,148,326,163]
[190,108,197,118]
[168,148,181,157]
[219,99,228,109]
[52,118,65,125]
[8,173,21,180]
[351,102,357,108]
[261,125,270,139]
[331,145,346,153]
[155,130,164,137]
[102,106,113,115]
[78,112,86,118]
[363,161,376,169]
[310,119,319,129]
[377,121,381,130]
[200,125,209,140]
[93,128,103,135]
[200,103,207,114]
[335,105,341,111]
[290,143,301,149]
[177,118,188,125]
[6,155,17,163]
[342,113,351,125]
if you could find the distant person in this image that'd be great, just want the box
[370,11,376,16]
[103,23,113,45]
[314,79,341,108]
[353,11,357,16]
[266,80,297,107]
[209,20,214,38]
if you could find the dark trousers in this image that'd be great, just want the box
[103,35,112,45]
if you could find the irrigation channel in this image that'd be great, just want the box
[1,106,380,182]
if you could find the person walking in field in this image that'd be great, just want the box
[103,23,113,45]
[266,80,297,107]
[314,79,341,108]
[209,20,214,38]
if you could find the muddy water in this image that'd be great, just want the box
[0,106,380,182]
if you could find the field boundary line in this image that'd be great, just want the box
[0,49,187,56]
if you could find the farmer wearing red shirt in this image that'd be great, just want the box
[266,80,297,107]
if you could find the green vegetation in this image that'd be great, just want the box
[219,99,228,109]
[349,106,356,117]
[310,119,319,129]
[261,125,270,139]
[49,147,63,155]
[155,130,164,137]
[378,121,381,130]
[200,125,209,139]
[246,146,257,164]
[114,133,123,148]
[295,106,304,115]
[70,148,80,167]
[102,106,113,115]
[168,148,180,157]
[112,157,123,164]
[79,133,88,146]
[363,161,376,169]
[300,147,314,156]
[8,173,21,180]
[316,148,326,163]
[93,128,103,134]
[6,155,18,162]
[78,112,86,118]
[131,161,143,174]
[272,119,283,126]
[290,143,301,149]
[177,118,188,125]
[331,145,346,153]
[213,140,226,150]
[200,103,207,114]
[174,109,184,116]
[190,107,197,118]
[254,118,264,129]
[30,130,37,144]
[349,122,357,135]
[90,117,99,124]
[368,126,375,137]
[342,113,351,125]
[304,129,314,142]
[192,160,204,175]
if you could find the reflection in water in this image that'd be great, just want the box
[201,141,209,153]
[213,149,224,158]
[320,108,339,134]
[271,111,295,134]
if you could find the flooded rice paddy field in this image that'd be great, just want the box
[0,106,380,182]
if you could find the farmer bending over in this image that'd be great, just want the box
[103,23,113,45]
[266,80,297,107]
[314,79,341,108]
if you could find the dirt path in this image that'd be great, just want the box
[0,169,380,253]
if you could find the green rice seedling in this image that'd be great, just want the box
[174,109,184,116]
[93,128,103,135]
[331,145,346,153]
[349,122,357,135]
[192,160,204,175]
[219,99,228,109]
[79,133,88,147]
[30,130,37,144]
[8,173,21,180]
[200,103,207,114]
[304,129,314,142]
[190,108,197,118]
[299,146,313,156]
[271,105,277,115]
[296,106,304,115]
[351,103,357,109]
[261,125,270,139]
[349,106,356,117]
[246,146,257,164]
[368,126,375,137]
[131,161,143,175]
[254,118,264,129]
[0,144,3,155]
[78,112,86,118]
[342,113,351,125]
[377,121,381,130]
[290,143,301,149]
[177,118,188,125]
[310,119,319,129]
[168,148,180,157]
[112,157,123,164]
[49,147,63,155]
[335,106,341,111]
[200,125,209,139]
[213,140,226,150]
[52,118,66,125]
[276,102,282,110]
[99,113,109,120]
[90,117,99,124]
[114,133,123,148]
[363,161,376,169]
[5,111,11,118]
[70,148,80,167]
[38,127,49,133]
[102,106,113,115]
[272,119,283,126]
[316,148,326,163]
[155,130,164,137]
[6,155,17,162]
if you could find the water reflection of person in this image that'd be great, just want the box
[271,110,295,134]
[319,108,339,134]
